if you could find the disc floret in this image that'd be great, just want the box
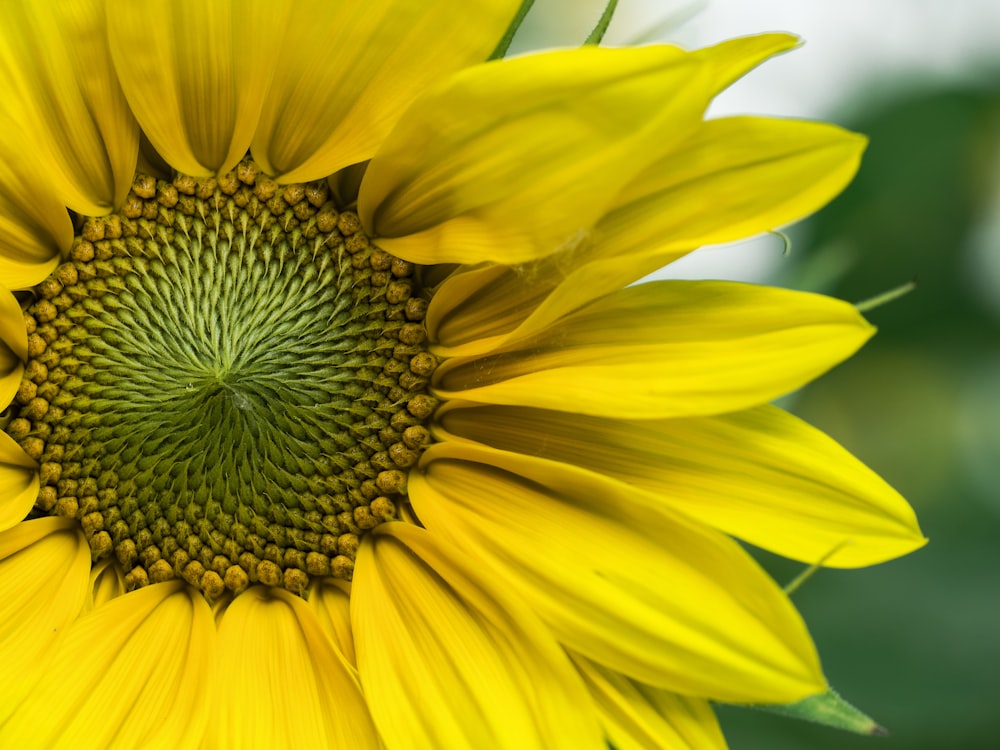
[3,161,437,597]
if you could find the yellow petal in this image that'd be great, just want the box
[0,518,89,723]
[360,44,709,265]
[361,33,803,268]
[84,557,125,611]
[211,585,379,749]
[571,653,728,750]
[607,116,866,257]
[0,284,27,362]
[354,522,605,750]
[0,255,61,296]
[434,280,874,419]
[690,32,799,94]
[409,442,825,703]
[425,116,864,357]
[253,0,520,183]
[308,577,356,667]
[475,116,865,354]
[466,249,673,354]
[437,402,924,568]
[0,123,72,290]
[0,1,137,214]
[425,263,551,352]
[2,580,215,748]
[425,248,670,357]
[419,37,839,355]
[0,432,38,532]
[0,288,27,411]
[107,0,289,177]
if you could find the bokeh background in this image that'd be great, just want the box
[516,2,1000,748]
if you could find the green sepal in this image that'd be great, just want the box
[749,687,888,736]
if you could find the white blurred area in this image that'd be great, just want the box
[515,0,1000,116]
[513,0,1000,284]
[625,0,1000,118]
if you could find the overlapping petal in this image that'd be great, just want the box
[2,580,214,747]
[107,0,290,177]
[0,125,72,290]
[362,35,803,269]
[353,522,605,750]
[514,117,866,339]
[410,442,825,702]
[0,433,38,533]
[211,585,379,749]
[608,117,866,248]
[434,280,873,418]
[0,289,28,412]
[85,558,126,611]
[309,577,357,667]
[0,4,918,747]
[426,116,866,356]
[360,44,710,265]
[425,263,541,351]
[0,518,91,724]
[0,0,137,214]
[435,402,925,567]
[252,0,520,182]
[571,653,727,750]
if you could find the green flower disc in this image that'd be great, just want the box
[3,161,438,597]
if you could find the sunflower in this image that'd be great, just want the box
[0,2,925,748]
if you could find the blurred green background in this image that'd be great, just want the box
[516,2,1000,747]
[719,80,1000,750]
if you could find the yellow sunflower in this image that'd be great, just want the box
[0,1,925,748]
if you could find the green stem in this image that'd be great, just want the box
[854,278,918,313]
[489,0,536,60]
[585,0,619,45]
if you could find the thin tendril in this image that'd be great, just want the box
[771,229,793,256]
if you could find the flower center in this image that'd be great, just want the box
[3,161,437,597]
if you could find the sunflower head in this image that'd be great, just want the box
[7,163,441,597]
[0,2,924,748]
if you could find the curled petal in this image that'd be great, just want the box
[85,557,126,611]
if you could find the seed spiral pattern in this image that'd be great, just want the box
[3,161,438,597]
